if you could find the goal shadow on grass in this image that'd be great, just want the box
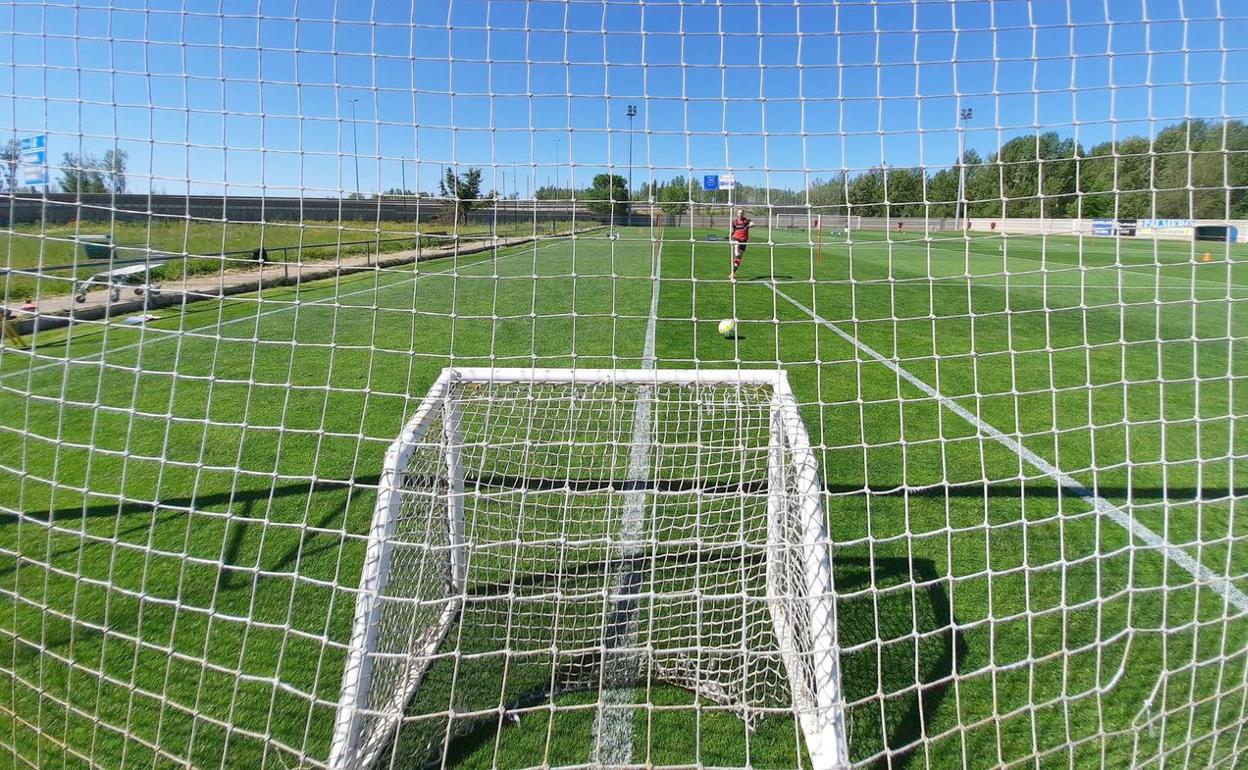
[377,549,964,770]
[0,473,376,588]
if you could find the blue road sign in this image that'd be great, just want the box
[702,174,719,191]
[19,134,48,187]
[21,151,47,187]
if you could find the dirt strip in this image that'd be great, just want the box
[8,232,577,335]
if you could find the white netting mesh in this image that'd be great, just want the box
[1,1,1246,769]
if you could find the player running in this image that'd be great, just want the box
[729,209,751,280]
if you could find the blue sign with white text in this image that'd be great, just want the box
[703,175,719,191]
[20,151,46,186]
[19,134,48,188]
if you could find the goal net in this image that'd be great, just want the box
[331,368,847,770]
[2,1,1247,770]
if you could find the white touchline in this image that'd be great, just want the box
[593,237,662,765]
[770,283,1248,614]
[859,238,1247,291]
[1,238,566,385]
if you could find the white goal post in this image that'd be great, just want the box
[330,367,849,770]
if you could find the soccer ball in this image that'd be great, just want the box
[717,319,736,337]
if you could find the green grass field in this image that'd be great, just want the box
[1,225,1247,769]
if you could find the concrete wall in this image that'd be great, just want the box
[0,193,598,227]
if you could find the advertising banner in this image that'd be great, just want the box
[1137,218,1194,238]
[1092,218,1138,237]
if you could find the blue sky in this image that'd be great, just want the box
[2,0,1243,197]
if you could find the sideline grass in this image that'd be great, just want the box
[1,227,1246,769]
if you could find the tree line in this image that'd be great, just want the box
[807,119,1246,220]
[56,150,129,193]
[541,119,1248,221]
[0,145,131,194]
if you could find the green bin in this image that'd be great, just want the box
[78,234,114,261]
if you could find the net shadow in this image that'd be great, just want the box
[373,549,962,770]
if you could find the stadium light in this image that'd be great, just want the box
[957,106,973,229]
[554,136,562,195]
[349,98,361,195]
[627,104,638,208]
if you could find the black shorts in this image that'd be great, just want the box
[733,242,747,256]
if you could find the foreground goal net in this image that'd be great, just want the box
[2,0,1247,769]
[331,368,847,770]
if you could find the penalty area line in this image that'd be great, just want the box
[769,283,1248,614]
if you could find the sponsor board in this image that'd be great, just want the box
[1137,218,1194,237]
[1093,218,1137,237]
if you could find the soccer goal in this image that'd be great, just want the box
[814,215,862,234]
[330,368,848,770]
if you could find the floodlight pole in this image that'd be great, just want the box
[956,107,972,231]
[554,137,562,195]
[349,98,362,196]
[627,104,638,216]
[400,157,408,219]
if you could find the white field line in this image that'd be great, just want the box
[594,238,663,765]
[1,239,565,385]
[983,252,1247,291]
[759,240,1248,299]
[875,239,1247,291]
[770,284,1248,614]
[771,236,1247,292]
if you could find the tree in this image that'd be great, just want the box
[438,167,483,223]
[585,173,630,221]
[808,174,849,210]
[882,166,925,218]
[848,169,886,218]
[961,150,1001,218]
[658,176,690,216]
[58,153,106,193]
[1225,120,1248,218]
[102,148,127,193]
[925,167,960,218]
[1110,137,1152,218]
[534,185,573,200]
[0,140,19,192]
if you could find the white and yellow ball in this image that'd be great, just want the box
[717,319,737,337]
